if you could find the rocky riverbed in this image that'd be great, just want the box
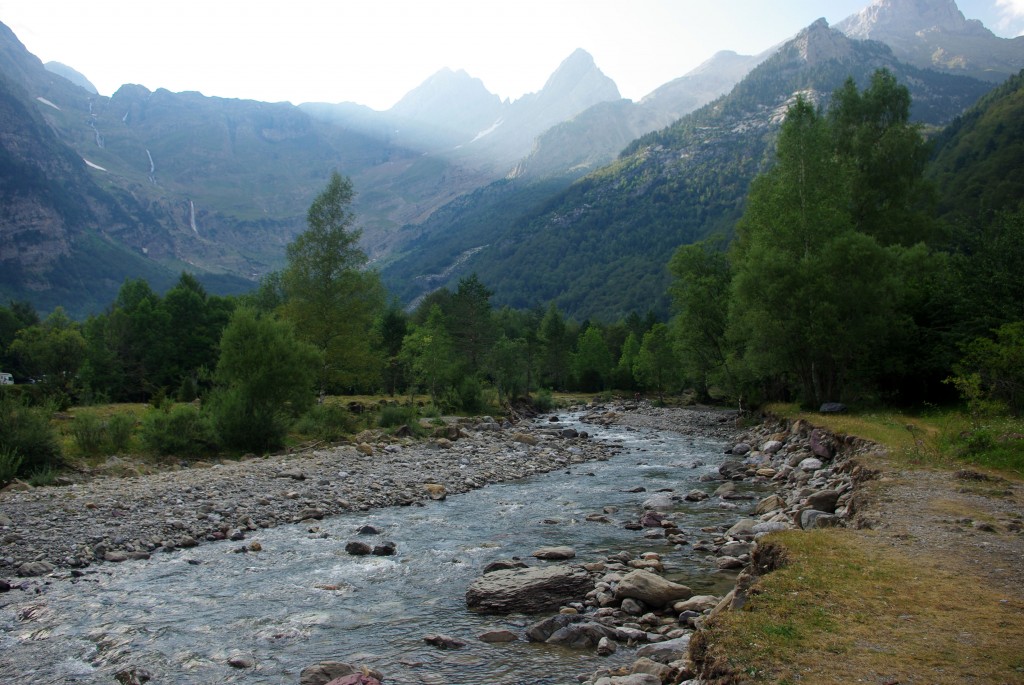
[3,401,883,685]
[0,412,626,577]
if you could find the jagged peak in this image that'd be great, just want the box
[538,48,620,101]
[836,0,992,39]
[790,18,856,64]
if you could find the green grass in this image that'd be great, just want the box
[695,531,1024,684]
[766,403,1024,477]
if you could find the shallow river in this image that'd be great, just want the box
[1,414,752,684]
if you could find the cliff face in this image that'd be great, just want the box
[836,0,1024,82]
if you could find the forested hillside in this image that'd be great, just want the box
[386,20,993,320]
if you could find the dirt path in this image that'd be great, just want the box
[858,461,1024,600]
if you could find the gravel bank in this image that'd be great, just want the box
[0,412,630,576]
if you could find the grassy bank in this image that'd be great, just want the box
[696,406,1024,684]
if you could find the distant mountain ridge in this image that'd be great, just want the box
[836,0,1024,81]
[382,18,996,320]
[1,0,1022,320]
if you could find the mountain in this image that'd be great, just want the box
[929,68,1024,221]
[383,18,996,320]
[836,0,1024,82]
[43,61,97,93]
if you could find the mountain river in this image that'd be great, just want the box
[1,412,756,684]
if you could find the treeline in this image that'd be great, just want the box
[668,70,1024,415]
[0,173,683,468]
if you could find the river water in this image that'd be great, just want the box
[1,414,751,684]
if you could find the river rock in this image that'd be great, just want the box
[372,541,397,556]
[726,518,756,538]
[641,493,675,510]
[533,546,576,560]
[798,457,823,471]
[639,511,664,528]
[799,509,839,529]
[819,402,847,413]
[594,674,662,685]
[597,635,616,655]
[636,634,692,662]
[809,428,835,459]
[684,489,709,502]
[16,561,53,577]
[300,661,358,685]
[478,629,518,643]
[806,489,840,513]
[755,494,786,514]
[114,667,153,685]
[227,653,254,669]
[614,570,692,608]
[673,595,720,613]
[730,442,751,455]
[466,564,594,614]
[631,656,674,681]
[345,541,372,555]
[324,676,381,685]
[423,483,447,500]
[0,579,9,592]
[716,556,745,570]
[761,439,784,454]
[482,559,528,574]
[423,633,466,649]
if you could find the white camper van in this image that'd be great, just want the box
[0,372,13,385]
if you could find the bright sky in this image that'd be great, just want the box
[2,0,1021,111]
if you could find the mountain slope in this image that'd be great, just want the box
[386,19,996,321]
[929,68,1024,221]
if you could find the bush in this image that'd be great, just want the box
[456,376,484,413]
[0,447,23,486]
[208,386,289,453]
[532,388,555,413]
[70,411,106,456]
[293,403,356,442]
[106,413,136,452]
[141,404,217,457]
[0,393,61,478]
[378,404,416,428]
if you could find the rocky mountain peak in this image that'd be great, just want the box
[44,61,98,94]
[792,19,855,65]
[389,67,501,119]
[836,0,991,40]
[537,48,620,104]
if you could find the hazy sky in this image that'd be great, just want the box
[2,1,1022,110]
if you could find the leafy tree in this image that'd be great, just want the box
[161,273,234,396]
[207,307,320,452]
[668,239,731,400]
[400,305,457,407]
[951,321,1024,416]
[447,274,495,377]
[8,308,87,399]
[539,303,571,390]
[282,172,385,396]
[634,323,680,400]
[614,332,641,391]
[828,70,936,246]
[573,325,613,392]
[728,93,903,406]
[376,303,409,396]
[489,335,528,403]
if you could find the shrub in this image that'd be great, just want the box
[70,411,106,456]
[532,388,555,413]
[456,376,484,413]
[208,386,290,453]
[105,413,136,452]
[0,393,61,478]
[0,447,23,486]
[293,403,356,442]
[378,404,416,428]
[141,404,217,457]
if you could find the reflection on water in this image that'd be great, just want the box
[1,414,753,684]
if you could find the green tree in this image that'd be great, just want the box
[376,302,409,396]
[489,335,528,403]
[668,239,731,400]
[634,323,680,400]
[728,94,903,406]
[614,332,641,391]
[448,274,495,377]
[282,172,385,396]
[400,305,457,407]
[207,307,320,452]
[573,325,613,392]
[539,303,571,390]
[952,321,1024,416]
[8,308,87,399]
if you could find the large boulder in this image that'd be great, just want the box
[614,570,692,608]
[526,614,621,649]
[466,564,594,614]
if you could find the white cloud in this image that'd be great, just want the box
[996,0,1024,34]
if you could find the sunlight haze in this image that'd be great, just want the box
[2,0,1020,110]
